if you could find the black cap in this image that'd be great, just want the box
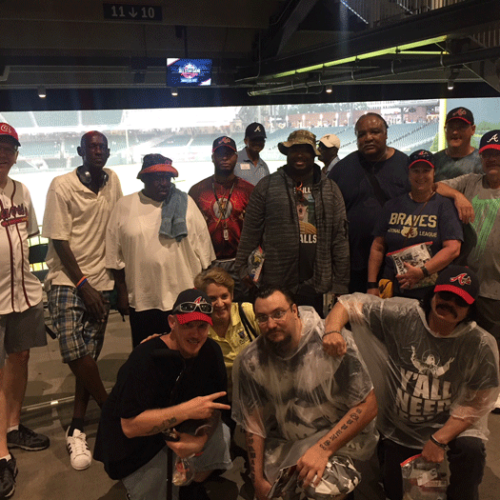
[212,136,237,153]
[479,130,500,154]
[446,107,474,126]
[245,122,266,139]
[434,265,479,305]
[172,289,213,325]
[408,150,435,169]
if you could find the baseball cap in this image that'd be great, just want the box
[245,122,267,139]
[172,289,213,325]
[0,123,21,147]
[278,130,320,156]
[434,265,479,305]
[408,149,435,169]
[212,136,237,153]
[479,130,500,154]
[319,134,340,150]
[137,154,178,179]
[445,107,474,126]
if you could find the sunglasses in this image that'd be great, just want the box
[436,291,468,308]
[173,301,213,315]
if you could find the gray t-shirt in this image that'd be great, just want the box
[434,148,482,182]
[442,174,500,299]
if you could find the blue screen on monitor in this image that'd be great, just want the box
[166,58,212,86]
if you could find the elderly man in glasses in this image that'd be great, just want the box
[232,286,377,500]
[94,288,232,500]
[323,265,499,500]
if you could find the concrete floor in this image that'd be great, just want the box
[13,311,500,499]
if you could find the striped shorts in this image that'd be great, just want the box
[47,285,111,363]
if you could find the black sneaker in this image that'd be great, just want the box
[0,455,17,499]
[7,424,50,451]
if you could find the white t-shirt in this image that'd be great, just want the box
[42,168,123,291]
[0,178,43,314]
[106,191,215,311]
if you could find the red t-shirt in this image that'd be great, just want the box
[189,176,254,259]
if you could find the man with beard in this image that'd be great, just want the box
[106,154,215,347]
[328,113,409,293]
[236,130,349,315]
[323,265,499,500]
[232,286,377,500]
[234,122,270,186]
[189,136,254,300]
[43,131,122,471]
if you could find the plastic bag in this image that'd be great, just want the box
[401,454,449,500]
[172,455,195,486]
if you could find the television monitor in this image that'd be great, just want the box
[166,58,212,86]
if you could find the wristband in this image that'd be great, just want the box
[76,276,88,290]
[324,330,342,336]
[421,265,430,278]
[367,281,378,289]
[429,434,447,449]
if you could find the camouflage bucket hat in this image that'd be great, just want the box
[278,129,319,156]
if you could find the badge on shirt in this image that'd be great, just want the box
[240,164,251,170]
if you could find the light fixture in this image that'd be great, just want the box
[171,88,178,97]
[447,80,454,91]
[38,86,46,98]
[325,85,332,94]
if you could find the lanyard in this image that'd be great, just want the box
[212,178,237,228]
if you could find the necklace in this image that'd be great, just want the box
[212,177,237,241]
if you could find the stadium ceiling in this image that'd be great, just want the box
[0,0,500,110]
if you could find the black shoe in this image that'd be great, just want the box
[0,455,17,499]
[7,424,50,451]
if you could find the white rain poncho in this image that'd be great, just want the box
[338,293,500,449]
[232,306,377,483]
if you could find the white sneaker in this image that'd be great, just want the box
[66,428,92,471]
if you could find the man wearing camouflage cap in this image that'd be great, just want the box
[236,130,349,316]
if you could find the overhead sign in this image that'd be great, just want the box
[103,4,162,22]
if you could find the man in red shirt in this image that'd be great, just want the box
[189,136,254,300]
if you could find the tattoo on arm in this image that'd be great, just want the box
[319,409,363,451]
[146,416,177,435]
[246,434,257,482]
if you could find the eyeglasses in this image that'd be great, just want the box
[173,301,213,315]
[436,291,468,308]
[255,306,292,325]
[0,144,17,155]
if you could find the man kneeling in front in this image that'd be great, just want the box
[94,289,232,500]
[232,286,378,500]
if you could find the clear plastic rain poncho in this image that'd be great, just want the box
[338,293,500,448]
[232,306,377,484]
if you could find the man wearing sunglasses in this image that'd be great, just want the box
[94,288,232,500]
[232,286,377,500]
[324,265,499,500]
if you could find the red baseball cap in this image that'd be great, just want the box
[0,123,21,147]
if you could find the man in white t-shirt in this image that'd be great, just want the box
[0,123,49,498]
[106,154,215,347]
[42,131,122,471]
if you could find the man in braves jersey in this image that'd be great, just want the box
[0,123,49,499]
[189,136,254,300]
[42,131,122,471]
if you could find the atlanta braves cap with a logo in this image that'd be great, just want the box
[0,123,21,147]
[434,265,479,304]
[212,136,237,153]
[445,107,474,125]
[172,289,213,325]
[319,133,341,150]
[408,149,435,169]
[137,153,178,179]
[479,130,500,154]
[245,122,267,139]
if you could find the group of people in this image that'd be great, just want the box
[0,103,499,500]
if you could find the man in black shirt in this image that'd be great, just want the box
[94,289,231,500]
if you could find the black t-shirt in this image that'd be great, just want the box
[94,336,227,480]
[329,150,410,270]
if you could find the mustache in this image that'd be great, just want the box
[436,303,457,318]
